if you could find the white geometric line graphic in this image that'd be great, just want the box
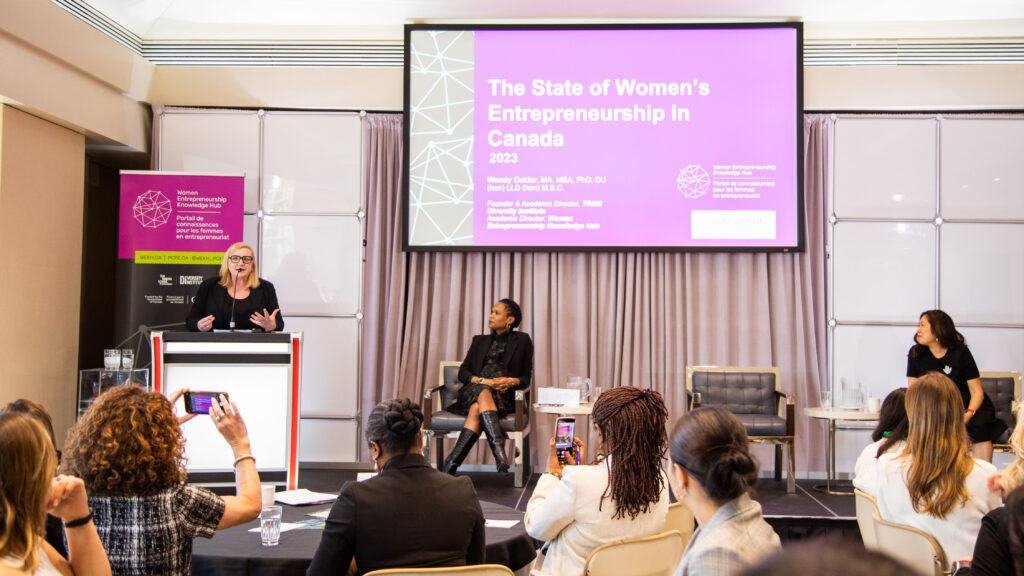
[133,189,172,228]
[408,30,475,245]
[677,165,711,199]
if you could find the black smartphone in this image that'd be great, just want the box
[555,417,575,462]
[184,391,228,415]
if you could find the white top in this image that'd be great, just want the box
[852,438,905,496]
[525,462,669,576]
[1,546,63,575]
[874,452,1001,562]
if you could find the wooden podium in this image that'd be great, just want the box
[150,331,303,489]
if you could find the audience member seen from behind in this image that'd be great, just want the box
[0,411,111,575]
[307,398,484,576]
[852,388,908,496]
[669,406,780,576]
[874,372,1001,563]
[61,386,261,576]
[443,298,533,475]
[907,310,1003,462]
[971,408,1024,576]
[525,387,670,576]
[4,399,67,559]
[737,539,912,576]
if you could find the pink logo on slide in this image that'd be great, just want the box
[133,190,172,228]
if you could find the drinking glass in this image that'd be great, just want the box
[260,506,282,546]
[121,349,135,371]
[103,349,121,371]
[820,391,832,411]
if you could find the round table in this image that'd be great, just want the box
[533,402,593,416]
[804,407,879,495]
[191,500,537,575]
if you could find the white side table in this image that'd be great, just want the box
[533,403,594,417]
[804,407,879,495]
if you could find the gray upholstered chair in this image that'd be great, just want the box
[422,361,531,487]
[979,370,1021,452]
[686,366,795,493]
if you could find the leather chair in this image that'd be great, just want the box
[422,361,531,487]
[686,366,796,493]
[979,371,1021,452]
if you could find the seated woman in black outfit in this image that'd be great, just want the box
[186,242,283,332]
[307,398,485,576]
[443,298,533,475]
[907,309,1003,461]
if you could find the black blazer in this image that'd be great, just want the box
[458,331,534,391]
[185,277,284,331]
[306,453,485,576]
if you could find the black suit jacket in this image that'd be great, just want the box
[186,277,284,331]
[458,331,534,391]
[306,454,485,576]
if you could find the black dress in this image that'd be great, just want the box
[186,277,284,332]
[906,344,1005,443]
[450,331,533,418]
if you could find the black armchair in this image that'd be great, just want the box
[686,365,796,493]
[980,370,1021,451]
[422,361,531,487]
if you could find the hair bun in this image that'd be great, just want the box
[382,399,423,436]
[703,449,757,501]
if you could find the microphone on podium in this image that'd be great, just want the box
[228,267,241,331]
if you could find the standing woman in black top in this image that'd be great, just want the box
[187,242,284,332]
[907,309,1003,462]
[442,298,533,474]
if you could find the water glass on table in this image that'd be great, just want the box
[121,349,135,371]
[820,391,832,411]
[103,349,121,371]
[260,506,282,546]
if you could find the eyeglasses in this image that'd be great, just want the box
[228,255,254,264]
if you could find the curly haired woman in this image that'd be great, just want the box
[525,386,670,576]
[61,386,261,576]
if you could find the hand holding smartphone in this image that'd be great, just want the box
[554,417,576,463]
[184,391,229,414]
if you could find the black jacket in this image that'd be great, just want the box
[186,277,284,331]
[458,331,534,390]
[306,453,485,576]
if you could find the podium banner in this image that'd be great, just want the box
[116,172,244,359]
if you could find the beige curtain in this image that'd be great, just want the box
[362,112,833,473]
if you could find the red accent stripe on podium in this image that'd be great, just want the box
[153,335,163,394]
[289,335,301,490]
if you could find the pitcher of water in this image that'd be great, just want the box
[567,376,593,403]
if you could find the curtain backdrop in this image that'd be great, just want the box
[362,112,834,473]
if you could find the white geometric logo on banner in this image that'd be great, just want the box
[677,165,711,199]
[133,190,172,228]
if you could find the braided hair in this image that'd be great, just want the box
[365,398,424,454]
[591,386,668,520]
[498,298,522,329]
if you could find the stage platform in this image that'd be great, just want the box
[297,467,862,545]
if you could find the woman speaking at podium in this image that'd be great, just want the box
[186,242,284,332]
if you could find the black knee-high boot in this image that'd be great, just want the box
[442,428,480,475]
[480,411,510,473]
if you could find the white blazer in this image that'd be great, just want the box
[525,462,669,576]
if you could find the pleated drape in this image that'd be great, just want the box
[362,112,833,472]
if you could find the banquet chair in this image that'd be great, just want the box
[364,565,514,576]
[871,512,952,576]
[583,530,684,576]
[979,371,1021,452]
[663,502,695,545]
[686,366,796,493]
[853,489,879,549]
[423,361,531,487]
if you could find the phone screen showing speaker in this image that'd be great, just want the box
[555,417,575,458]
[185,392,226,414]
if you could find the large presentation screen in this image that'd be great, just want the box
[403,23,804,252]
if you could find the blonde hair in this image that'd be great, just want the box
[904,372,974,518]
[0,412,57,572]
[218,241,260,289]
[1003,403,1024,493]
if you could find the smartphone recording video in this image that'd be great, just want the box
[184,391,228,415]
[555,417,575,462]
